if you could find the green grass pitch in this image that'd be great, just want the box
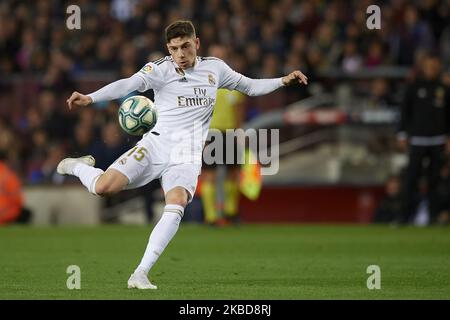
[0,224,449,299]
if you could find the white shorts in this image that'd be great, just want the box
[108,136,201,202]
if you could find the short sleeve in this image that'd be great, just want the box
[217,60,244,90]
[133,62,165,91]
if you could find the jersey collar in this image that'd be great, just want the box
[173,56,199,71]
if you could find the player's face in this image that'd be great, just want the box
[167,36,200,69]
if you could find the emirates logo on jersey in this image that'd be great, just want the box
[178,96,216,107]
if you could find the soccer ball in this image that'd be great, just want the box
[118,95,158,136]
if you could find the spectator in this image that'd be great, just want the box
[39,90,74,141]
[69,122,96,157]
[365,78,395,109]
[341,40,363,73]
[92,121,130,171]
[373,174,403,223]
[26,129,49,184]
[397,6,435,65]
[365,41,385,68]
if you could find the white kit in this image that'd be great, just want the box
[88,55,284,200]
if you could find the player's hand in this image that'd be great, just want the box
[282,70,308,86]
[67,91,93,110]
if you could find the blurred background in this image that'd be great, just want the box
[0,0,449,226]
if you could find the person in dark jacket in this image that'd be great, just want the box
[373,175,403,223]
[397,54,450,224]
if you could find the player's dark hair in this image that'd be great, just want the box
[165,20,196,43]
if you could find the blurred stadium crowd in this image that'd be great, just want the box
[0,0,449,223]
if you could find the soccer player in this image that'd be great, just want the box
[58,20,308,289]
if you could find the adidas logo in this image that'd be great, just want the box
[179,77,188,82]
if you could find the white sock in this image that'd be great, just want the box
[135,204,184,275]
[72,162,104,195]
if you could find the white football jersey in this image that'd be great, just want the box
[133,56,243,165]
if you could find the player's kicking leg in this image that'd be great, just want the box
[57,154,158,289]
[128,186,188,290]
[57,155,191,290]
[57,155,128,196]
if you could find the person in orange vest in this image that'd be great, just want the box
[0,155,24,225]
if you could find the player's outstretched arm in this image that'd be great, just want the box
[233,70,308,97]
[219,60,308,96]
[66,75,145,110]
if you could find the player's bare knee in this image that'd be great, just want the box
[166,197,188,208]
[95,170,128,196]
[165,188,189,208]
[95,179,119,197]
[95,183,111,197]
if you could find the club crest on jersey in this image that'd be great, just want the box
[208,74,216,86]
[141,65,153,73]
